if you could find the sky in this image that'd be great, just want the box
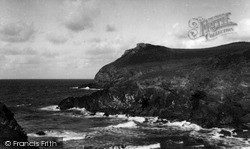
[0,0,249,79]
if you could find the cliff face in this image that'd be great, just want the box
[59,42,250,128]
[0,102,34,149]
[94,42,249,88]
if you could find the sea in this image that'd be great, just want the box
[0,79,249,149]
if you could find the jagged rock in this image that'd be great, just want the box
[219,130,232,137]
[0,102,37,149]
[36,131,46,136]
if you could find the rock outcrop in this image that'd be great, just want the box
[0,102,36,149]
[59,42,250,129]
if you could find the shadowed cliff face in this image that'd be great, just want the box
[94,42,250,88]
[0,102,35,149]
[59,42,250,128]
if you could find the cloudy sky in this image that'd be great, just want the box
[0,0,249,79]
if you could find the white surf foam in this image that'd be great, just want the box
[163,120,201,131]
[28,130,86,141]
[39,105,60,111]
[68,107,87,113]
[109,115,150,123]
[145,117,159,124]
[70,87,78,89]
[190,127,250,148]
[109,114,128,119]
[128,116,146,123]
[110,121,137,128]
[80,86,102,90]
[93,112,105,116]
[53,113,83,118]
[16,103,31,107]
[125,143,160,149]
[85,112,106,118]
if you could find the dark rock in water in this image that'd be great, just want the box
[0,102,37,149]
[219,130,231,137]
[58,97,76,110]
[36,131,46,136]
[58,42,250,129]
[182,137,204,147]
[233,129,250,139]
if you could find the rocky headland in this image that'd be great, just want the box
[59,42,250,131]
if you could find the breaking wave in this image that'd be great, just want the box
[39,105,60,111]
[80,86,102,90]
[28,130,86,141]
[109,121,138,128]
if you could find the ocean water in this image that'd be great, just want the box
[0,79,249,149]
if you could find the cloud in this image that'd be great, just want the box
[85,37,133,61]
[62,0,100,32]
[224,19,250,42]
[1,47,38,56]
[0,21,35,42]
[106,24,116,32]
[0,46,59,60]
[89,37,102,43]
[46,33,68,44]
[0,55,6,61]
[23,56,43,65]
[85,43,116,57]
[64,16,93,32]
[41,52,59,58]
[86,46,115,56]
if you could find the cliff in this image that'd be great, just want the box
[59,42,250,129]
[0,102,36,149]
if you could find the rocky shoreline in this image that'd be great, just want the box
[59,42,250,137]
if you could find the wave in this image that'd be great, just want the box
[36,106,250,147]
[124,143,160,149]
[109,114,127,119]
[85,112,105,118]
[70,87,79,89]
[39,105,60,111]
[68,107,88,114]
[162,120,202,131]
[108,117,250,147]
[127,116,146,123]
[16,103,31,107]
[52,107,91,118]
[28,130,86,141]
[70,86,103,90]
[190,128,250,148]
[79,86,102,90]
[106,115,151,128]
[109,121,138,128]
[68,108,106,117]
[109,115,156,123]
